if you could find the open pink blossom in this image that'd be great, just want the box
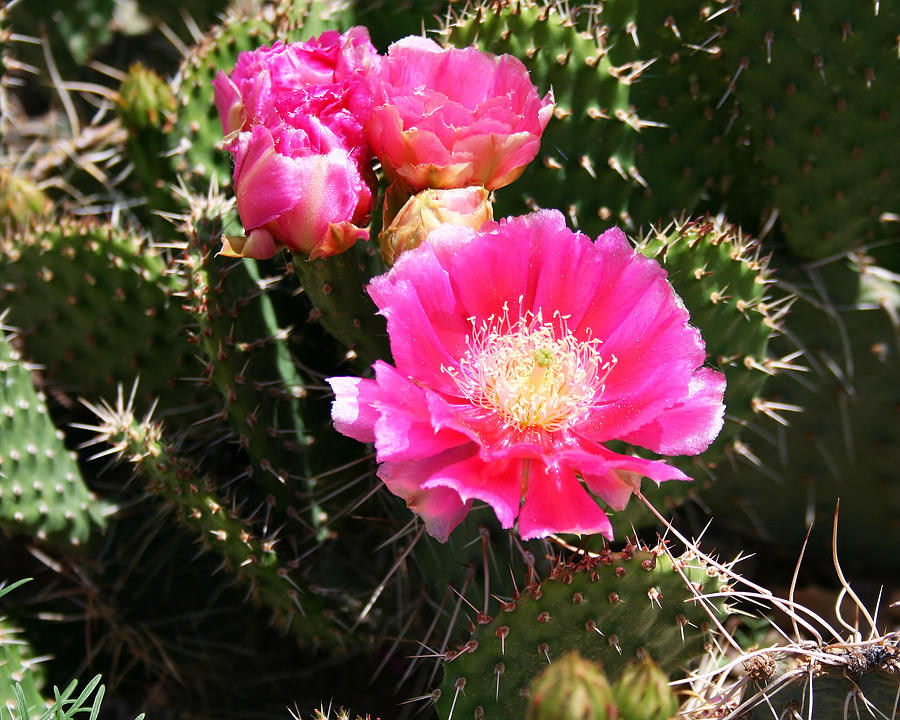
[366,36,554,191]
[328,211,725,541]
[213,28,378,259]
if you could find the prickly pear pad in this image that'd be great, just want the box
[437,545,727,719]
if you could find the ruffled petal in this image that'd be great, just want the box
[327,375,379,443]
[370,362,470,462]
[378,448,475,542]
[559,438,690,511]
[619,367,726,455]
[369,39,550,190]
[421,453,523,529]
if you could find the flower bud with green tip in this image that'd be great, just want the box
[117,62,176,131]
[613,659,679,720]
[527,651,618,720]
[0,170,52,226]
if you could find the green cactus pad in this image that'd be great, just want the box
[0,218,194,409]
[292,251,389,367]
[436,545,728,719]
[1,581,47,718]
[172,189,323,528]
[0,322,107,546]
[704,0,900,259]
[706,252,900,570]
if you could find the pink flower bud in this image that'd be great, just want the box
[367,37,554,192]
[223,122,373,259]
[213,28,379,259]
[379,186,493,265]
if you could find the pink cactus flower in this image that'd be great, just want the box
[328,211,725,541]
[212,28,378,259]
[366,36,554,192]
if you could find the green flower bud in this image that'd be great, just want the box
[526,651,619,720]
[613,659,679,720]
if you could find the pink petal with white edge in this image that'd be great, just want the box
[619,367,726,455]
[327,375,379,443]
[516,460,614,540]
[378,448,475,542]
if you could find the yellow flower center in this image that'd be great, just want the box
[445,304,615,432]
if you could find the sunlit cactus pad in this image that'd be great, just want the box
[436,544,728,719]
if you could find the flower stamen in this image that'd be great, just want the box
[445,303,615,432]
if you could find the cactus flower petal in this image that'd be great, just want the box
[328,376,380,444]
[329,210,725,541]
[517,462,614,540]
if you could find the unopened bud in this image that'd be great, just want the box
[526,651,619,720]
[379,186,493,265]
[613,658,679,720]
[218,228,279,259]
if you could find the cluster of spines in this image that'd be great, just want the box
[76,386,360,647]
[435,542,730,719]
[740,646,900,719]
[682,638,900,719]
